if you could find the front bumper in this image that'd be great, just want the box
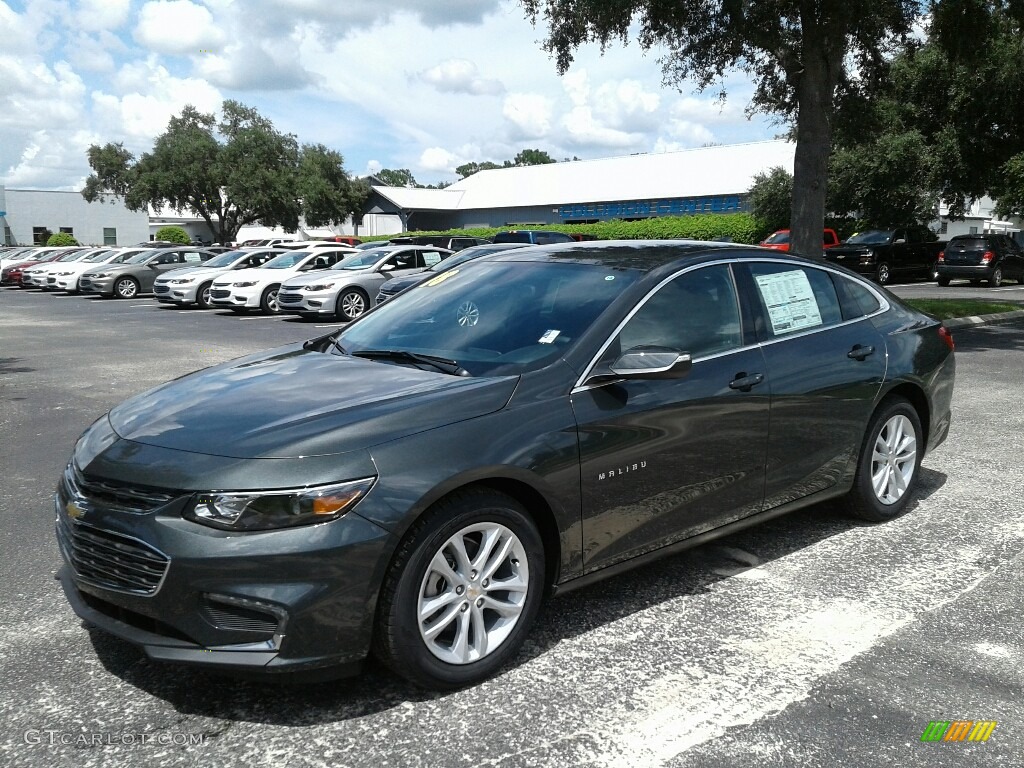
[154,282,199,304]
[277,289,336,315]
[210,286,259,308]
[80,276,115,295]
[54,467,394,674]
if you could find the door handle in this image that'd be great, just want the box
[729,372,764,391]
[848,344,875,361]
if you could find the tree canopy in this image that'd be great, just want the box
[82,100,367,244]
[748,167,794,237]
[523,0,921,256]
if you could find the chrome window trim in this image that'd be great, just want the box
[571,257,891,393]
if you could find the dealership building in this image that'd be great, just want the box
[0,185,149,247]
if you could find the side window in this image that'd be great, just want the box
[834,274,882,320]
[183,251,203,263]
[158,252,181,264]
[607,265,743,362]
[421,250,443,267]
[748,263,843,337]
[893,229,907,243]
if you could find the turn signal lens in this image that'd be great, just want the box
[937,251,945,262]
[981,250,995,263]
[938,326,955,351]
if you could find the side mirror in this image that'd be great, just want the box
[586,346,693,385]
[380,263,395,271]
[894,238,906,244]
[148,262,161,268]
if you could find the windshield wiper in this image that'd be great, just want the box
[352,349,470,377]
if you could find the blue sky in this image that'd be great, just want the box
[1,0,779,191]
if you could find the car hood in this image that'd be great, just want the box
[84,262,151,274]
[826,244,877,256]
[107,344,520,459]
[212,266,299,284]
[158,265,222,280]
[281,268,372,289]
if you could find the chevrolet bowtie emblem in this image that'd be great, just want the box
[65,500,86,519]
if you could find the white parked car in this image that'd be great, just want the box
[21,249,92,287]
[208,247,356,314]
[38,248,110,289]
[277,245,452,322]
[153,248,286,308]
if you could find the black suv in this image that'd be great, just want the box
[936,234,1024,287]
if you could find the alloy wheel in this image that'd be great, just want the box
[115,278,137,298]
[871,414,917,505]
[340,291,366,320]
[417,522,529,665]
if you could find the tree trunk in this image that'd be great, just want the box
[789,34,842,258]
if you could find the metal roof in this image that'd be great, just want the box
[371,140,795,212]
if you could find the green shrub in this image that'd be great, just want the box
[46,232,79,246]
[362,213,761,244]
[155,226,192,244]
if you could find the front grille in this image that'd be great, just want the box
[211,289,231,299]
[154,284,170,294]
[57,516,169,595]
[64,463,176,514]
[278,292,302,303]
[46,277,57,285]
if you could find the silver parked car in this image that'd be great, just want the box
[153,248,286,308]
[80,247,215,298]
[277,245,453,321]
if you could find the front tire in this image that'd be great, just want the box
[875,262,891,285]
[113,277,139,299]
[196,281,213,309]
[937,276,951,287]
[843,397,922,522]
[373,488,545,690]
[989,267,1003,287]
[260,285,281,314]
[336,288,368,322]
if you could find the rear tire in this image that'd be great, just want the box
[843,397,922,522]
[936,276,951,287]
[989,267,1002,287]
[373,488,545,690]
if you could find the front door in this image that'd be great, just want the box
[571,264,771,574]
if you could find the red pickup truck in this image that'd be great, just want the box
[759,229,841,253]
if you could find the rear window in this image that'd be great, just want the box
[948,238,988,251]
[493,232,532,244]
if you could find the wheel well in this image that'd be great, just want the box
[882,383,931,447]
[450,478,562,591]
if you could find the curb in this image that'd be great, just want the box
[942,309,1024,330]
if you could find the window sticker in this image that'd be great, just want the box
[424,269,459,287]
[754,270,823,334]
[538,329,561,344]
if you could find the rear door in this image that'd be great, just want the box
[737,260,887,509]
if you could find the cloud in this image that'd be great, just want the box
[3,129,99,189]
[561,106,640,149]
[419,147,459,173]
[134,0,226,56]
[416,59,504,96]
[197,42,319,91]
[74,0,130,31]
[502,93,553,139]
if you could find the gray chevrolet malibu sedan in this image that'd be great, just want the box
[56,241,955,689]
[80,247,215,298]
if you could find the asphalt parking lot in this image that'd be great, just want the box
[1,288,1023,768]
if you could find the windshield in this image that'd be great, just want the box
[333,251,385,270]
[336,260,639,376]
[763,232,790,244]
[202,249,249,268]
[261,251,311,269]
[124,249,160,264]
[83,250,113,262]
[423,245,507,273]
[57,251,86,262]
[845,230,894,245]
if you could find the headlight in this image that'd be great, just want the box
[57,271,74,276]
[183,477,375,531]
[858,250,876,264]
[89,272,110,278]
[303,283,336,291]
[233,280,258,287]
[170,277,196,284]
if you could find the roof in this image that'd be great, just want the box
[491,239,745,272]
[371,140,795,212]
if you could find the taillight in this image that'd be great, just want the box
[938,326,955,351]
[937,251,945,262]
[981,250,995,263]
